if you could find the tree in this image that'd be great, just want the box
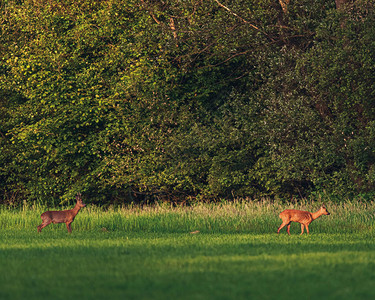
[1,0,374,205]
[256,0,375,198]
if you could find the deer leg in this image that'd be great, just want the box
[300,224,304,235]
[287,223,291,235]
[305,224,309,234]
[37,219,52,232]
[66,222,72,233]
[277,221,289,234]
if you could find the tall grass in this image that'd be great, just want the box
[1,199,374,234]
[1,199,374,300]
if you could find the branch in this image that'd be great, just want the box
[213,0,252,25]
[169,17,178,43]
[213,0,274,41]
[278,0,290,14]
[140,0,161,24]
[192,24,240,58]
[140,0,178,45]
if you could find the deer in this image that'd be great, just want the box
[37,193,86,233]
[277,204,330,235]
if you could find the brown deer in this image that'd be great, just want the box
[277,204,330,235]
[37,193,86,233]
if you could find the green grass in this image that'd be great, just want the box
[0,200,374,299]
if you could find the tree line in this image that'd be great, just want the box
[1,0,374,205]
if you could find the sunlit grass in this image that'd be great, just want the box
[0,231,374,300]
[0,199,374,299]
[1,199,374,234]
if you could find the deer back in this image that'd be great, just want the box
[280,209,313,223]
[41,208,77,223]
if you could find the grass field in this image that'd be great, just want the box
[0,200,374,300]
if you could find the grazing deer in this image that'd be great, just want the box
[37,193,86,233]
[277,204,330,235]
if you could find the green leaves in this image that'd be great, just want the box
[1,0,375,204]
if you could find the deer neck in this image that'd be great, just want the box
[71,204,81,216]
[311,209,323,220]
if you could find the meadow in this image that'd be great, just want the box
[0,200,374,300]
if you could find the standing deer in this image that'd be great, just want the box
[277,204,330,235]
[37,193,86,233]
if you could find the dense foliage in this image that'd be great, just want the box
[1,0,375,205]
